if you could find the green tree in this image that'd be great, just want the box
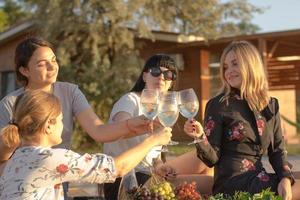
[0,0,30,31]
[0,9,8,31]
[10,0,263,151]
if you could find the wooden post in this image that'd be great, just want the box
[258,38,268,68]
[199,49,210,121]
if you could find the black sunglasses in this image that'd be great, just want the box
[148,68,177,81]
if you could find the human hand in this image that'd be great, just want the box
[184,119,204,138]
[154,163,177,180]
[152,127,172,146]
[277,177,292,200]
[126,115,153,136]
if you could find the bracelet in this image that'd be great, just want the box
[126,119,137,135]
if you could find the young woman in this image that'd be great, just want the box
[0,37,153,199]
[0,37,153,163]
[103,54,179,200]
[0,90,172,200]
[184,41,300,200]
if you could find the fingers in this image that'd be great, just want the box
[164,171,177,180]
[154,127,172,145]
[153,118,162,126]
[184,121,194,132]
[155,165,177,180]
[164,166,177,180]
[149,120,154,134]
[184,119,204,138]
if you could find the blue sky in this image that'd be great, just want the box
[249,0,300,32]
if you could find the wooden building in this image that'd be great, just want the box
[1,22,300,143]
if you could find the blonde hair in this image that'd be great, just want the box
[1,90,61,148]
[220,40,270,111]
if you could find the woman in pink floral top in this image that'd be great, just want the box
[0,90,172,200]
[184,41,300,200]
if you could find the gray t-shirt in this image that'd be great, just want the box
[0,81,91,148]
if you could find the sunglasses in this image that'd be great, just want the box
[148,68,177,81]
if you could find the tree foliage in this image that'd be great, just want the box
[0,0,31,31]
[1,0,263,151]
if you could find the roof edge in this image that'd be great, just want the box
[0,21,35,42]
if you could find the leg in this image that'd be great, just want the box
[292,179,300,199]
[104,177,122,200]
[165,149,213,176]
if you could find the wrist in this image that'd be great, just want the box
[195,132,206,140]
[125,119,137,136]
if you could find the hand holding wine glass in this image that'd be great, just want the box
[157,91,179,152]
[183,120,205,140]
[178,88,200,144]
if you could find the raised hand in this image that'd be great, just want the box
[152,127,172,146]
[154,163,177,180]
[126,115,153,136]
[183,119,204,139]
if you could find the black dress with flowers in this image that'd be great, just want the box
[196,90,292,195]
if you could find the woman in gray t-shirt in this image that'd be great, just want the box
[0,37,152,165]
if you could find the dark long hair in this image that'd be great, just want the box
[15,37,54,86]
[131,54,178,92]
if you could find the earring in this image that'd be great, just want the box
[45,126,52,135]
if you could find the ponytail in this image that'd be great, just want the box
[0,90,61,162]
[1,124,20,148]
[0,124,20,162]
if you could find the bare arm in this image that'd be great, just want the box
[76,108,151,143]
[113,127,172,177]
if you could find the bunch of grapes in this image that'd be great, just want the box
[132,187,165,200]
[150,181,177,200]
[174,181,201,200]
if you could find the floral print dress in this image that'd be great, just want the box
[0,146,116,200]
[196,90,293,195]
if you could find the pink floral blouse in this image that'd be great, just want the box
[0,146,116,200]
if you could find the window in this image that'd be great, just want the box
[1,71,17,99]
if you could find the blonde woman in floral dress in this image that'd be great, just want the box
[184,41,300,200]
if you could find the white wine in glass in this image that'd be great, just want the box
[178,88,200,145]
[140,89,159,120]
[157,91,179,152]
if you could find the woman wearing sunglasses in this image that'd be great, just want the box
[103,54,179,199]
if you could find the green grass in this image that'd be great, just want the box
[286,144,300,155]
[72,143,300,156]
[167,143,300,156]
[167,143,195,156]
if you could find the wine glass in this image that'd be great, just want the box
[178,88,200,145]
[157,91,179,152]
[140,89,159,133]
[140,89,159,120]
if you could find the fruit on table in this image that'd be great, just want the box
[174,181,201,200]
